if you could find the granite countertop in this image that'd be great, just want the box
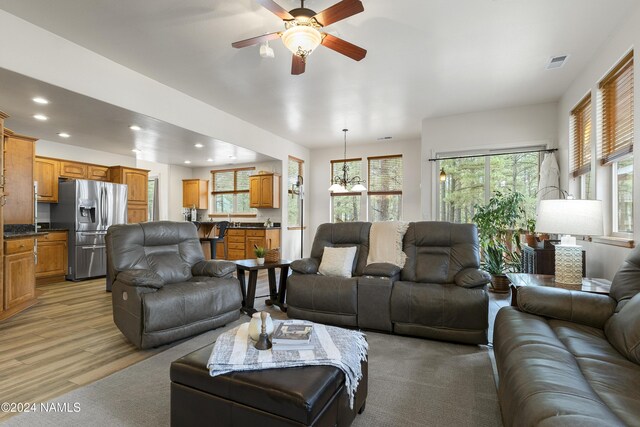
[192,221,280,230]
[4,225,69,239]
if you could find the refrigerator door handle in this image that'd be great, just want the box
[81,245,106,250]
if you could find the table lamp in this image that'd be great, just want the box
[535,199,603,284]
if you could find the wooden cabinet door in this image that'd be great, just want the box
[4,250,35,310]
[36,232,68,281]
[87,165,110,181]
[4,133,36,224]
[59,161,87,179]
[259,175,273,207]
[183,180,198,208]
[249,176,261,208]
[127,203,148,224]
[246,236,266,259]
[124,170,148,204]
[35,157,59,203]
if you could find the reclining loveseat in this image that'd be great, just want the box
[494,244,640,426]
[286,221,491,345]
[107,221,243,349]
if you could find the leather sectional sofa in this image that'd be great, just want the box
[106,221,243,349]
[287,221,491,345]
[494,245,640,426]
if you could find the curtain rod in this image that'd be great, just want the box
[427,148,558,162]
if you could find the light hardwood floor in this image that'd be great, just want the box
[0,273,508,422]
[0,274,271,422]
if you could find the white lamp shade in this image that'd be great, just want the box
[328,183,347,193]
[536,199,603,236]
[351,183,367,192]
[281,26,322,56]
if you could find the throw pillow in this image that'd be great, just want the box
[318,246,358,278]
[366,221,410,268]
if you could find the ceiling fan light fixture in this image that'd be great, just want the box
[281,25,322,58]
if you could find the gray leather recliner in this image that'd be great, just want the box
[107,221,242,349]
[287,221,490,345]
[494,245,640,426]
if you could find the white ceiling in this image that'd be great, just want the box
[0,0,637,152]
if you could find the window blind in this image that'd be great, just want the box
[570,94,592,177]
[367,155,403,194]
[599,51,634,165]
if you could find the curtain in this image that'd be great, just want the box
[536,152,560,208]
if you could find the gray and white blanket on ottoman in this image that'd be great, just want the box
[207,321,368,408]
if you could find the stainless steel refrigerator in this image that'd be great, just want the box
[51,179,128,280]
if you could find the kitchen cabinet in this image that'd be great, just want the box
[3,129,36,224]
[2,237,36,320]
[59,160,87,179]
[227,229,246,260]
[109,166,150,223]
[249,173,280,209]
[246,229,280,259]
[0,112,7,317]
[87,165,110,181]
[35,157,59,203]
[35,231,68,285]
[183,179,209,209]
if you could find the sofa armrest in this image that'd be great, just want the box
[116,269,165,289]
[290,258,319,274]
[517,286,617,329]
[192,260,236,278]
[363,263,402,278]
[455,268,491,288]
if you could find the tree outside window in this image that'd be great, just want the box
[288,157,303,227]
[330,159,362,222]
[368,155,402,221]
[211,168,256,214]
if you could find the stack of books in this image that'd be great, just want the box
[272,320,314,351]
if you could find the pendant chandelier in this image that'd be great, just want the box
[328,129,367,193]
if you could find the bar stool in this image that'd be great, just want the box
[200,221,229,260]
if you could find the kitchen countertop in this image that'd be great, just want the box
[192,221,280,230]
[4,228,68,239]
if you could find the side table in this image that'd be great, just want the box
[235,259,291,315]
[506,273,611,307]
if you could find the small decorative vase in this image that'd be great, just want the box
[256,257,265,265]
[248,311,273,341]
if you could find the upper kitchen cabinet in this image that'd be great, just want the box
[59,160,87,179]
[183,179,208,209]
[109,166,149,223]
[35,156,59,203]
[249,173,280,209]
[3,129,36,224]
[87,164,110,181]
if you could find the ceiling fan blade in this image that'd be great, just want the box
[312,0,364,27]
[291,55,306,75]
[256,0,294,20]
[232,32,281,48]
[321,34,367,61]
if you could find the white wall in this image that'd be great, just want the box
[557,3,640,279]
[421,102,559,220]
[0,10,310,260]
[308,138,422,254]
[166,165,193,221]
[37,139,135,166]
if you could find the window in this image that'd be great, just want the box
[571,94,593,199]
[599,51,634,235]
[368,155,402,221]
[288,156,303,227]
[437,149,542,224]
[211,167,256,214]
[147,177,158,221]
[330,158,362,222]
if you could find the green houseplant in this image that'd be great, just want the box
[254,246,267,265]
[473,190,526,293]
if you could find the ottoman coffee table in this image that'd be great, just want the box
[170,343,368,427]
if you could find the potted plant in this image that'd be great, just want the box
[473,190,526,293]
[522,218,538,248]
[254,246,266,265]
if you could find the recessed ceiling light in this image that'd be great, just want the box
[207,158,213,162]
[57,132,71,138]
[131,148,142,153]
[129,125,141,131]
[194,143,204,148]
[32,97,49,105]
[228,155,236,159]
[184,160,191,164]
[33,114,48,121]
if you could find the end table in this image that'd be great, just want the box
[235,259,291,315]
[506,273,611,307]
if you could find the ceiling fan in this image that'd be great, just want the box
[232,0,367,75]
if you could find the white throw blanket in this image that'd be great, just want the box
[366,221,409,268]
[207,321,368,408]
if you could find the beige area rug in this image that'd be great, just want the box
[3,307,502,427]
